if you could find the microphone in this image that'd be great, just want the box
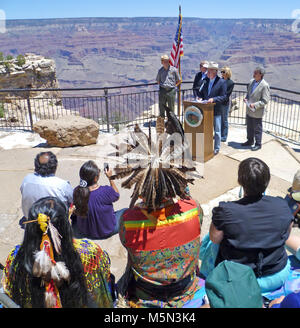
[199,79,207,93]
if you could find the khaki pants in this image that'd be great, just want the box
[159,87,176,117]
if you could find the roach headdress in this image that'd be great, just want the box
[109,105,201,212]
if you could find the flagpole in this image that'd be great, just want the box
[177,5,182,119]
[178,56,181,118]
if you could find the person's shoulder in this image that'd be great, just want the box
[122,205,142,220]
[263,195,293,211]
[177,197,199,209]
[73,238,102,253]
[212,201,232,214]
[73,239,109,269]
[22,172,36,181]
[5,245,21,264]
[261,79,270,87]
[99,184,115,193]
[217,200,236,209]
[215,200,246,215]
[170,65,178,72]
[49,175,71,187]
[216,76,225,85]
[264,195,285,203]
[97,185,119,197]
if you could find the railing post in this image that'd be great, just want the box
[26,95,34,131]
[104,88,110,132]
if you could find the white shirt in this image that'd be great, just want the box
[20,173,73,217]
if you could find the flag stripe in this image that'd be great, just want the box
[169,12,183,68]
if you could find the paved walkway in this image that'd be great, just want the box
[0,125,299,280]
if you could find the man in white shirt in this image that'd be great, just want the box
[20,152,73,225]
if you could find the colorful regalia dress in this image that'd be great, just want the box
[2,239,114,308]
[119,198,205,308]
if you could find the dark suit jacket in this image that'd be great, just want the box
[199,75,227,115]
[224,78,234,105]
[192,72,208,98]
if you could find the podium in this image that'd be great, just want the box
[183,101,215,163]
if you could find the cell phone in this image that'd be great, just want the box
[104,162,109,171]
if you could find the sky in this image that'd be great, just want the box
[0,0,299,20]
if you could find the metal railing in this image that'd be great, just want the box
[0,81,299,144]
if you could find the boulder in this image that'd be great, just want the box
[33,115,99,147]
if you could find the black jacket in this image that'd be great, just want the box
[199,75,227,115]
[223,78,235,105]
[213,195,294,277]
[192,72,208,98]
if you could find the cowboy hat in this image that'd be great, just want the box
[200,60,209,68]
[207,61,219,70]
[161,54,169,61]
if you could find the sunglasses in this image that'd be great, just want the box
[221,71,225,74]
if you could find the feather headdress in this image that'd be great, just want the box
[109,105,201,212]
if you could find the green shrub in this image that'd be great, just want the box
[0,52,4,62]
[3,61,11,72]
[0,103,4,118]
[5,55,13,61]
[16,54,26,67]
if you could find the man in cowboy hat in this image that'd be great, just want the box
[198,61,227,155]
[193,60,209,98]
[156,54,182,118]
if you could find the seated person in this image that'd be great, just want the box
[269,291,300,308]
[2,197,115,308]
[111,116,204,308]
[285,169,300,226]
[72,160,126,240]
[284,170,300,259]
[20,151,73,226]
[202,157,294,294]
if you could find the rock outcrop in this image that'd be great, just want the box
[33,115,99,147]
[0,53,60,98]
[0,54,78,128]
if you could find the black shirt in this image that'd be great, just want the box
[213,195,293,277]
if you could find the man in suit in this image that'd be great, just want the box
[241,67,270,151]
[198,61,227,155]
[193,60,209,98]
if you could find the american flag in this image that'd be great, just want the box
[169,9,183,68]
